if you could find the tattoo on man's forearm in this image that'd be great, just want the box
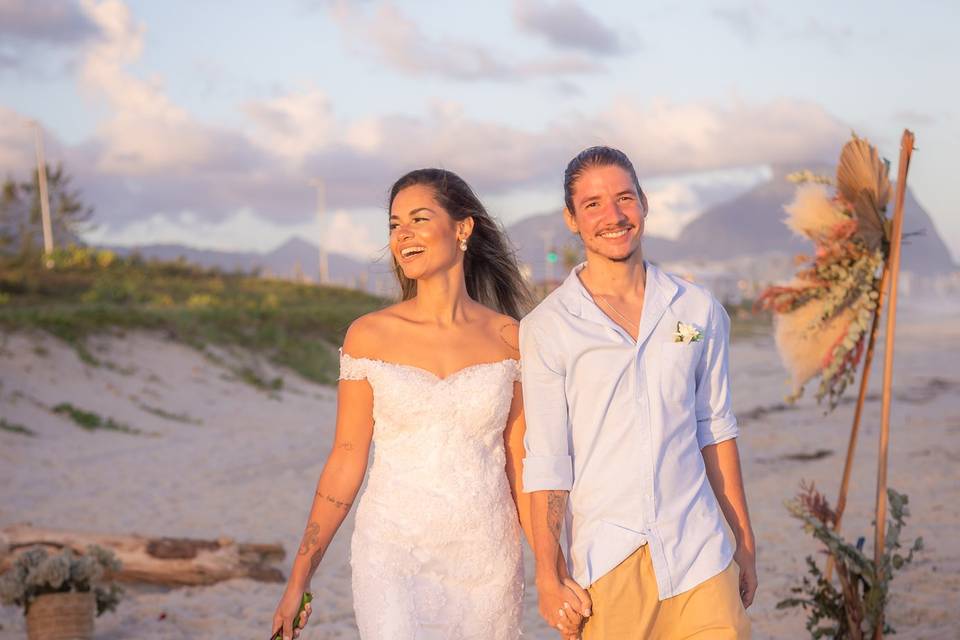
[337,441,356,452]
[317,492,352,510]
[546,491,566,545]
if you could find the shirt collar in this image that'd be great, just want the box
[556,260,679,347]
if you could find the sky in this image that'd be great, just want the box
[1,0,957,262]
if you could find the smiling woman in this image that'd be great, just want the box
[387,168,531,319]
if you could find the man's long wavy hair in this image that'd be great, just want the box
[388,168,532,319]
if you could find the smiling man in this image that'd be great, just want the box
[521,146,756,639]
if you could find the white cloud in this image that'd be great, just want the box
[78,0,256,174]
[325,210,383,258]
[84,208,316,252]
[514,0,630,55]
[329,1,604,81]
[243,87,335,165]
[0,106,37,170]
[644,182,703,239]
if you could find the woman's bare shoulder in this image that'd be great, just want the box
[342,303,410,359]
[481,308,520,359]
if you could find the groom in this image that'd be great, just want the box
[521,146,756,638]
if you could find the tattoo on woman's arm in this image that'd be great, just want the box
[298,522,326,573]
[298,522,321,556]
[317,492,352,510]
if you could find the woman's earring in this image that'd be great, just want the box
[459,237,468,251]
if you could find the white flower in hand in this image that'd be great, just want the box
[673,321,703,343]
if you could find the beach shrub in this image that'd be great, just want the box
[777,482,922,639]
[0,545,122,616]
[52,402,141,434]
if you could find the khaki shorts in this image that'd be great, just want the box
[581,545,751,639]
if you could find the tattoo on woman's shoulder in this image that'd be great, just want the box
[498,321,520,352]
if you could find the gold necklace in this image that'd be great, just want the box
[592,293,639,330]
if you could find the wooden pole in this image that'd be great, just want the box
[872,130,914,640]
[31,121,55,267]
[826,265,889,581]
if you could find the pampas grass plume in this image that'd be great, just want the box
[784,183,847,241]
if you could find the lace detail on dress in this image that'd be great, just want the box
[508,358,521,383]
[338,350,370,381]
[345,353,524,639]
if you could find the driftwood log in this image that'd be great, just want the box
[0,524,286,586]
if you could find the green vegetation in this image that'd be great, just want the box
[777,483,922,639]
[52,402,141,435]
[137,403,202,425]
[0,418,35,436]
[0,247,387,385]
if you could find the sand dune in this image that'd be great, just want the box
[1,309,957,639]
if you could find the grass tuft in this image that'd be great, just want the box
[0,418,35,436]
[52,402,142,435]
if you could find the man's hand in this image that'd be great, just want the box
[537,575,589,637]
[734,545,757,608]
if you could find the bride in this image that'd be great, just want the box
[271,169,589,639]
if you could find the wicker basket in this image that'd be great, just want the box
[25,591,95,640]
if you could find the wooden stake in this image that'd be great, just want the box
[826,265,889,581]
[872,130,914,640]
[31,122,54,267]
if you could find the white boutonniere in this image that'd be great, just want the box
[672,321,703,344]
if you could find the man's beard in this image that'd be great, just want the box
[609,245,641,263]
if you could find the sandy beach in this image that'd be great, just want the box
[1,305,958,639]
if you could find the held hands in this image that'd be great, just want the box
[271,590,313,640]
[536,574,592,639]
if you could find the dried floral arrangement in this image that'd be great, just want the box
[0,545,123,616]
[757,135,891,409]
[777,483,922,639]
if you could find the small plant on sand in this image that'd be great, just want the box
[52,402,141,434]
[0,545,122,616]
[0,417,35,436]
[777,482,922,639]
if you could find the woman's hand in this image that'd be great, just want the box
[271,587,312,640]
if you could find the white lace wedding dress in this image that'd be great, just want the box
[339,352,524,639]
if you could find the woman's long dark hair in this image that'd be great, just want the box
[388,168,531,319]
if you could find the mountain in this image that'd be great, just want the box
[105,238,399,295]
[672,166,956,275]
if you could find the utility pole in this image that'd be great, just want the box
[310,178,329,285]
[31,121,54,267]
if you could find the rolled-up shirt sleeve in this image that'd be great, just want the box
[520,316,573,492]
[694,299,739,448]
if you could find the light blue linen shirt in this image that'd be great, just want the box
[520,262,738,600]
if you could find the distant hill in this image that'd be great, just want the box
[672,166,956,275]
[105,238,398,295]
